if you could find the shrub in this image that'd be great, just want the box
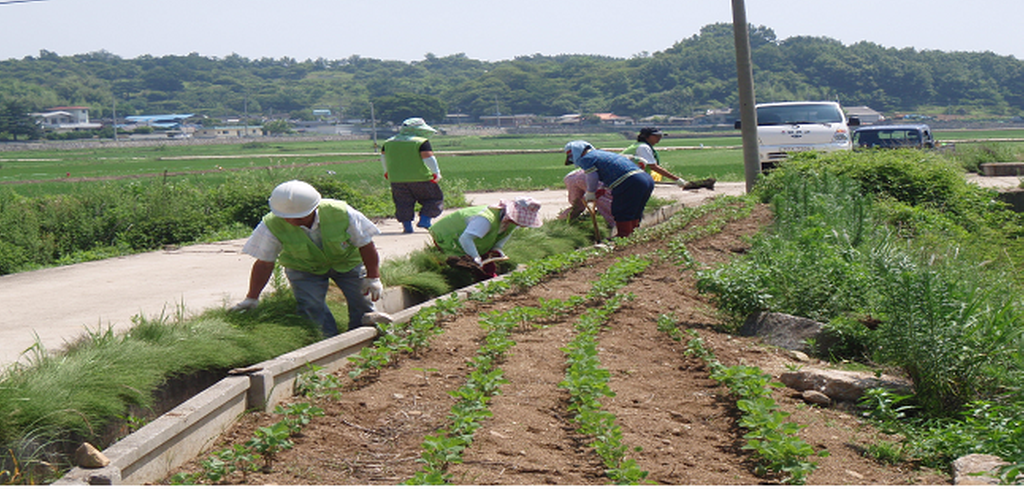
[702,155,1024,417]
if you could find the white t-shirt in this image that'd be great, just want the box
[634,143,657,165]
[242,207,380,263]
[458,214,512,258]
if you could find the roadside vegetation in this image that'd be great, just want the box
[695,150,1024,479]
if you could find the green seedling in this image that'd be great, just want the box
[245,421,294,471]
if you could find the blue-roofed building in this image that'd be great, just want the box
[123,114,195,129]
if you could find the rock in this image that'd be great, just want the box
[779,368,911,403]
[740,312,824,354]
[789,350,811,362]
[952,454,1008,485]
[802,390,832,406]
[74,442,110,469]
[87,468,121,485]
[51,466,121,486]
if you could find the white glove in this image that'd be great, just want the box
[362,277,384,301]
[473,256,484,267]
[584,191,596,202]
[231,297,259,312]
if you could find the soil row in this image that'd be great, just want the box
[167,203,949,485]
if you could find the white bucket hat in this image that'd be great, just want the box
[399,117,437,138]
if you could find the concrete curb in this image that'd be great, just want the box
[52,200,686,485]
[54,328,379,485]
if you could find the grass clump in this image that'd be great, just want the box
[0,289,318,482]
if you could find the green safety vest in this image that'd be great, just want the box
[382,136,433,182]
[263,199,362,274]
[429,206,516,256]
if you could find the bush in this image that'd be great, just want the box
[0,241,29,275]
[0,170,399,275]
[702,155,1024,417]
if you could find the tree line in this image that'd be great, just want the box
[1,22,1022,134]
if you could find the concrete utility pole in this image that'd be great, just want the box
[112,94,118,143]
[369,101,379,152]
[731,0,760,193]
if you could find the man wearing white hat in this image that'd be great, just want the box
[381,117,445,234]
[429,197,542,280]
[232,180,391,337]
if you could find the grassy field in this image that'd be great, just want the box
[0,132,748,196]
[1,128,1020,197]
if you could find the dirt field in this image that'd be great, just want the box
[163,200,951,486]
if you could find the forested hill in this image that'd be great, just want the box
[1,23,1021,123]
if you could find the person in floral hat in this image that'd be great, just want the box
[429,197,542,279]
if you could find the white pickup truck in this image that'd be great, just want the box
[735,101,860,171]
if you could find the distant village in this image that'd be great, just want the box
[27,104,928,141]
[31,104,1019,143]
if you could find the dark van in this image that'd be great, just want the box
[853,124,935,149]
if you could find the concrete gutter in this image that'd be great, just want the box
[51,200,687,486]
[53,327,379,485]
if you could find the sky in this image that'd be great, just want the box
[0,0,1021,63]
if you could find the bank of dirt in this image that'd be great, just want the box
[166,201,950,485]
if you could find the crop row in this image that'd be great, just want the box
[165,198,751,485]
[676,328,825,484]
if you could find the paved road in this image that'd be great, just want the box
[0,182,750,369]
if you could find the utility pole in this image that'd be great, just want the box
[494,95,500,128]
[243,90,249,138]
[112,94,118,143]
[732,0,760,193]
[369,101,378,152]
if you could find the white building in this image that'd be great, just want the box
[33,106,102,131]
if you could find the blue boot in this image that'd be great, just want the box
[417,215,432,229]
[402,221,414,234]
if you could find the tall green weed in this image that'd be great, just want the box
[699,155,1024,418]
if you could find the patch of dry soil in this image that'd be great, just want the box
[166,202,949,485]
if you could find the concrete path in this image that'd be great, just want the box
[0,182,748,368]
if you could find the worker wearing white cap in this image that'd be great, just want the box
[381,117,445,234]
[232,180,392,337]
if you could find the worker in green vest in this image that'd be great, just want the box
[621,127,684,182]
[232,180,392,337]
[621,127,716,190]
[429,197,542,280]
[381,117,444,234]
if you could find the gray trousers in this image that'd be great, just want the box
[390,181,444,223]
[285,265,374,338]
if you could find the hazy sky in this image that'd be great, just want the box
[1,0,1020,62]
